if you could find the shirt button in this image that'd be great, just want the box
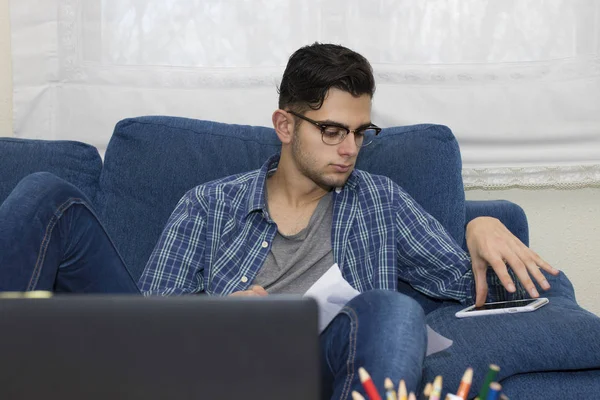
[335,187,342,193]
[241,276,248,283]
[261,241,269,248]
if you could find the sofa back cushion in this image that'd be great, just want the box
[98,116,465,281]
[97,117,281,280]
[357,123,465,244]
[0,138,102,205]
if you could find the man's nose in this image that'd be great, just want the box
[338,133,359,156]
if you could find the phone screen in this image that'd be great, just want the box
[472,299,538,311]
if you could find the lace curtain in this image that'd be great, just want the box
[9,0,600,188]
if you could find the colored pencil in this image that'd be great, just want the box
[353,391,367,400]
[455,367,473,399]
[428,375,443,400]
[478,364,500,400]
[408,392,417,400]
[420,382,432,400]
[359,367,382,400]
[485,382,501,400]
[444,395,462,400]
[398,379,408,400]
[385,377,398,400]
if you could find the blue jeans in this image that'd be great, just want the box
[0,172,139,293]
[320,290,427,400]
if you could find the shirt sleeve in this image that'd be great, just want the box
[138,189,206,296]
[392,184,475,305]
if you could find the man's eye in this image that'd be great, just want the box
[323,126,344,137]
[357,128,378,138]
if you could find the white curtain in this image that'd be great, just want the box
[10,0,600,188]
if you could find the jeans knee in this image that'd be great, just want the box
[13,172,89,205]
[346,289,425,326]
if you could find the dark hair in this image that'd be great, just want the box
[278,43,375,112]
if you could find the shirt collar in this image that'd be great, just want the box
[245,153,361,216]
[246,154,280,217]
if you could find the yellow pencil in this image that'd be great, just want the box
[429,375,443,400]
[423,382,433,398]
[398,379,408,400]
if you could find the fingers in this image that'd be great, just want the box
[229,285,269,297]
[526,246,560,276]
[502,250,538,298]
[229,290,260,297]
[510,239,561,295]
[472,257,490,307]
[467,216,560,300]
[487,255,517,293]
[250,285,269,296]
[525,259,549,291]
[486,234,538,297]
[513,246,550,291]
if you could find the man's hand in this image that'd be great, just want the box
[229,285,269,297]
[466,216,560,307]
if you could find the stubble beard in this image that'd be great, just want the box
[291,130,351,190]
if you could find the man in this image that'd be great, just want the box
[0,43,557,397]
[137,44,558,397]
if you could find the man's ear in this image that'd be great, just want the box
[272,109,294,145]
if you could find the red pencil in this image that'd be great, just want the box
[358,367,382,400]
[456,367,473,399]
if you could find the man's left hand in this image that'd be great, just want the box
[466,216,560,307]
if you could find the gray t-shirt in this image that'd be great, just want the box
[253,191,334,294]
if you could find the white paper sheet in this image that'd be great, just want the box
[304,264,453,356]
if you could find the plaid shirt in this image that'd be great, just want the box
[139,154,475,303]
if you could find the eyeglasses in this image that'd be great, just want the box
[286,110,381,147]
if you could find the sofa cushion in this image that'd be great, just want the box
[97,117,466,282]
[501,369,600,400]
[96,117,281,280]
[357,124,465,246]
[0,138,102,205]
[422,272,600,399]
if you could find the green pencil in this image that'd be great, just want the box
[478,364,500,400]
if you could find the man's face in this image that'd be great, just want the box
[290,88,373,190]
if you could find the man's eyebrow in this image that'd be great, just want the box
[318,119,374,130]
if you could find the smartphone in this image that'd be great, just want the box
[455,298,549,318]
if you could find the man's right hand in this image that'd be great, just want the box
[229,285,268,297]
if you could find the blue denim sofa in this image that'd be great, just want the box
[1,116,599,399]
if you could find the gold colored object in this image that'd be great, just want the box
[24,291,53,298]
[0,292,24,299]
[0,291,53,299]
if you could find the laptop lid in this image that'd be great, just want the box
[0,295,319,400]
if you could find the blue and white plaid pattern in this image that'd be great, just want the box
[139,154,475,303]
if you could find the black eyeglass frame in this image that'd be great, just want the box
[286,110,381,147]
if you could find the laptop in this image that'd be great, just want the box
[0,295,320,400]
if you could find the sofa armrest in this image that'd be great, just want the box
[464,200,529,247]
[0,138,102,205]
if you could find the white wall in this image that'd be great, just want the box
[0,2,598,315]
[0,0,11,136]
